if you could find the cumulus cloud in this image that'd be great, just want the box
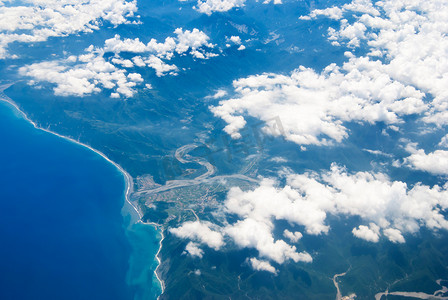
[171,218,312,267]
[170,221,225,250]
[101,28,215,75]
[383,228,405,244]
[111,58,134,68]
[103,28,214,58]
[174,28,214,55]
[104,36,148,54]
[19,27,216,96]
[211,57,426,146]
[249,258,277,274]
[283,230,303,243]
[19,48,143,98]
[352,223,380,242]
[182,0,281,15]
[227,164,448,244]
[212,0,448,145]
[127,72,143,82]
[299,7,344,20]
[439,134,448,148]
[227,35,246,50]
[404,144,448,176]
[145,56,178,77]
[170,164,448,270]
[329,20,367,47]
[170,202,312,268]
[208,89,228,99]
[300,0,379,21]
[132,56,146,67]
[263,0,282,4]
[303,0,448,127]
[184,242,204,258]
[0,0,137,59]
[229,36,241,45]
[195,0,246,15]
[225,218,312,264]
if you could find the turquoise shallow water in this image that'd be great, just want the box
[126,222,163,300]
[0,101,161,300]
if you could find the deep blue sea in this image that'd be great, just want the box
[0,101,161,300]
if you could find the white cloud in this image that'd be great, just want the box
[404,145,448,176]
[331,20,368,47]
[104,28,214,58]
[170,164,448,269]
[229,36,241,45]
[263,0,282,4]
[207,89,228,99]
[224,218,312,264]
[184,242,204,258]
[170,221,225,250]
[213,0,448,145]
[211,57,426,146]
[101,28,215,75]
[383,228,405,244]
[303,0,448,128]
[111,58,134,68]
[104,35,148,54]
[225,177,330,235]
[19,48,143,98]
[132,56,146,67]
[195,0,246,15]
[186,0,281,15]
[300,0,379,21]
[227,36,245,50]
[439,134,448,148]
[363,149,393,157]
[145,55,178,77]
[227,164,448,242]
[249,258,277,274]
[283,230,303,243]
[0,0,137,59]
[270,156,287,163]
[342,0,380,16]
[352,223,380,242]
[127,72,143,82]
[164,0,448,276]
[19,27,216,95]
[174,28,214,55]
[170,192,313,267]
[300,7,344,20]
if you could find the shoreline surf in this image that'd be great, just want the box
[145,221,166,296]
[0,87,165,299]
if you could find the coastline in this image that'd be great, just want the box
[149,224,166,297]
[0,89,165,299]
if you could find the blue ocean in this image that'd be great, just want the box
[0,101,161,300]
